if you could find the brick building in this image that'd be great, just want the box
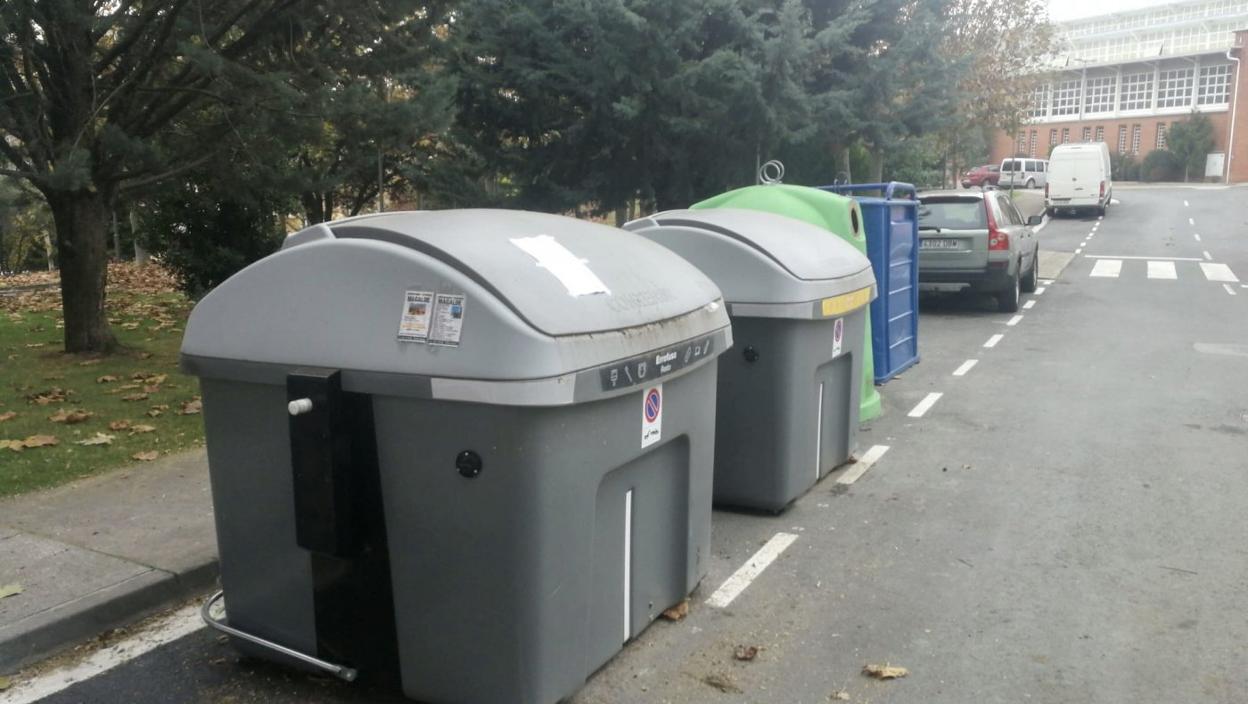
[990,0,1248,182]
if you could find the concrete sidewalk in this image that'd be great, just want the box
[0,450,217,673]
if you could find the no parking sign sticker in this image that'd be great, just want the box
[641,384,663,448]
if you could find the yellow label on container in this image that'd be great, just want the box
[820,286,873,317]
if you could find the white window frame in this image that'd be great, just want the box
[1083,75,1117,114]
[1198,63,1231,105]
[1157,67,1195,109]
[1119,71,1154,111]
[1052,80,1082,116]
[1131,124,1142,155]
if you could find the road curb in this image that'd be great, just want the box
[0,558,218,674]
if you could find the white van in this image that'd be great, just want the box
[998,158,1048,189]
[1046,143,1112,216]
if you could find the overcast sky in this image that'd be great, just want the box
[1048,0,1182,22]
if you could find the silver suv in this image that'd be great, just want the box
[917,191,1041,312]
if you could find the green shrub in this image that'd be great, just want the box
[1140,149,1182,182]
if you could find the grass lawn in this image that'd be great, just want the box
[0,264,203,497]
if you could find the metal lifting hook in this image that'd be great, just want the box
[758,159,785,185]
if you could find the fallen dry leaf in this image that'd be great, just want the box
[178,399,202,415]
[831,691,850,701]
[21,434,59,448]
[701,674,742,694]
[0,583,21,599]
[863,663,908,680]
[661,599,689,622]
[142,385,161,394]
[49,408,93,424]
[27,387,69,405]
[733,645,759,662]
[96,375,119,383]
[0,411,15,422]
[121,393,150,402]
[131,450,160,462]
[138,352,154,359]
[109,420,132,431]
[145,408,162,417]
[77,358,103,366]
[75,433,115,446]
[0,439,23,452]
[128,424,156,434]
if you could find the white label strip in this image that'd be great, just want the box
[1006,314,1023,326]
[814,382,824,480]
[952,359,978,376]
[623,489,633,641]
[1201,263,1239,283]
[1,603,205,704]
[1090,259,1122,278]
[706,533,799,609]
[1147,261,1177,280]
[837,444,890,485]
[908,392,943,418]
[1023,300,1036,310]
[984,333,1004,348]
[510,234,611,297]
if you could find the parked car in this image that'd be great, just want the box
[1046,142,1112,216]
[917,190,1041,312]
[961,164,1000,188]
[998,158,1048,189]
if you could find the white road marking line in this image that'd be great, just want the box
[1184,200,1190,207]
[952,359,978,376]
[984,333,1004,348]
[837,444,890,485]
[706,533,799,609]
[1006,314,1023,326]
[1194,233,1202,241]
[1086,255,1203,261]
[0,603,205,704]
[1090,259,1122,278]
[1242,284,1248,289]
[1147,261,1177,279]
[908,392,943,418]
[1224,284,1238,296]
[1098,215,1103,220]
[1075,247,1083,254]
[1189,217,1196,226]
[1203,251,1213,261]
[1201,262,1239,282]
[1039,279,1054,285]
[1023,300,1036,310]
[1035,286,1046,295]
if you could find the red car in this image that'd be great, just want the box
[961,164,1000,188]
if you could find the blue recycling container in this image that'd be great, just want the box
[816,182,919,383]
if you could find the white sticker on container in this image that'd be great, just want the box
[510,234,611,297]
[832,317,844,357]
[641,384,663,448]
[429,293,466,347]
[397,290,434,343]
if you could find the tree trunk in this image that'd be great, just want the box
[840,149,852,184]
[47,191,117,353]
[868,149,884,183]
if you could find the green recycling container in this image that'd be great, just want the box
[692,185,882,421]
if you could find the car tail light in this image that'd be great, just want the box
[986,200,1009,251]
[1099,180,1105,198]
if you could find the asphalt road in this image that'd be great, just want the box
[9,185,1248,704]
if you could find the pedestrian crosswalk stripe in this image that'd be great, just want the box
[1147,261,1177,279]
[1090,259,1122,278]
[1200,263,1239,283]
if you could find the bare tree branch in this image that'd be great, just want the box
[117,151,216,193]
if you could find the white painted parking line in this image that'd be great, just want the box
[952,359,978,376]
[908,392,943,418]
[1201,262,1240,282]
[706,532,799,609]
[1034,286,1046,295]
[1090,259,1122,278]
[1184,200,1190,207]
[1189,217,1196,226]
[1075,247,1083,254]
[1203,251,1213,260]
[1224,284,1238,296]
[1023,300,1036,310]
[1086,255,1203,261]
[1006,314,1023,326]
[984,333,1004,348]
[836,444,890,485]
[1098,215,1103,220]
[1147,261,1177,280]
[0,603,205,704]
[1039,279,1054,285]
[1194,233,1202,242]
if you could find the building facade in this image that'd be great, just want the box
[990,0,1248,182]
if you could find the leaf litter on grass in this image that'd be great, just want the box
[75,433,115,446]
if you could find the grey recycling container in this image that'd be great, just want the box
[180,209,732,704]
[625,208,874,512]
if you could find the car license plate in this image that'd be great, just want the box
[920,238,960,250]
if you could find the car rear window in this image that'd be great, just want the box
[918,199,987,230]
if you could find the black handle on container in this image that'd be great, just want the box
[287,368,357,557]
